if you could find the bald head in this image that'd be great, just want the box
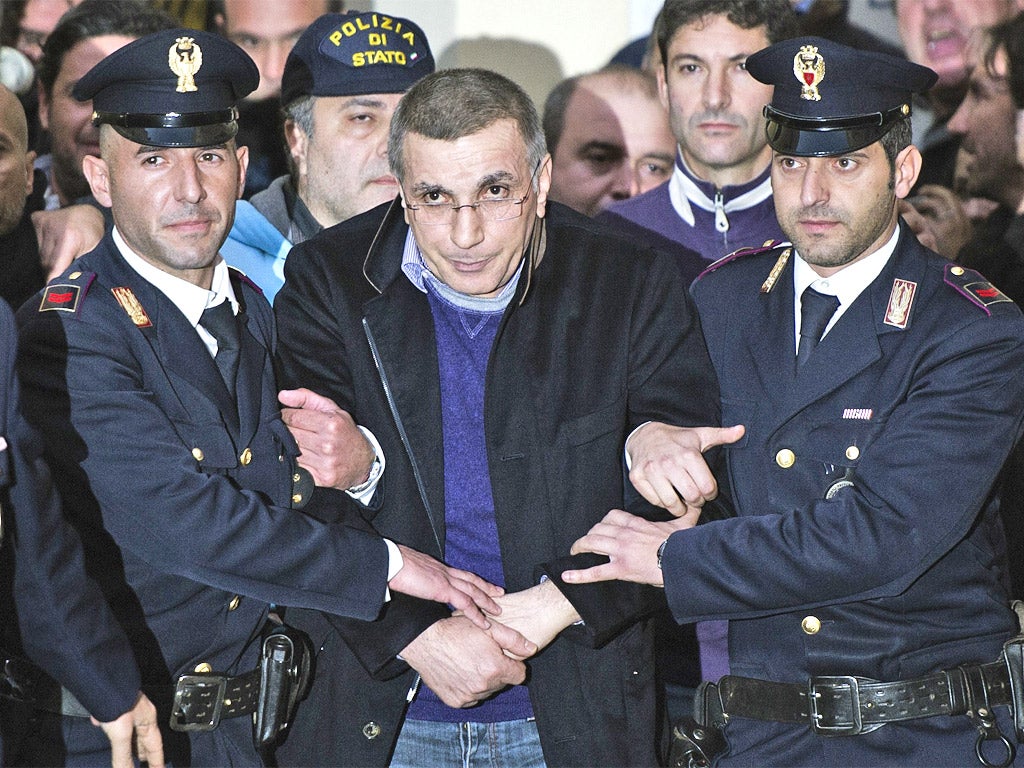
[545,65,676,216]
[0,85,30,155]
[0,85,34,235]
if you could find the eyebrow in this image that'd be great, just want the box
[409,170,519,196]
[670,52,752,65]
[341,96,390,110]
[135,143,229,156]
[578,140,625,155]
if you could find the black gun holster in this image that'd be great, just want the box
[253,624,313,751]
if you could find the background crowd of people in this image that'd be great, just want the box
[0,1,1023,767]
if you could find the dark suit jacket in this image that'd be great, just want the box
[273,201,720,767]
[15,236,392,765]
[671,225,1024,766]
[1,297,139,727]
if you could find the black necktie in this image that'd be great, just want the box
[797,286,840,369]
[199,300,240,393]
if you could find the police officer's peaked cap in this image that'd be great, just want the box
[281,11,434,106]
[73,29,259,148]
[745,36,937,157]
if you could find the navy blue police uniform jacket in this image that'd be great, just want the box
[14,235,392,766]
[1,297,140,754]
[666,223,1024,766]
[272,200,721,768]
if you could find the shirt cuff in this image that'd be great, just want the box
[623,421,652,470]
[345,426,385,503]
[383,538,403,603]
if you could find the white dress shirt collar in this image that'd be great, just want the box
[792,223,901,344]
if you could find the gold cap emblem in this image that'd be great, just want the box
[793,44,825,102]
[168,36,203,93]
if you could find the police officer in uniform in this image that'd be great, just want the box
[14,29,509,767]
[566,37,1024,766]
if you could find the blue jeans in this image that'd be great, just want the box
[390,718,546,768]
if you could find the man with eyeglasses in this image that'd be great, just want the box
[273,67,724,767]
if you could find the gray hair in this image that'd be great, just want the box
[388,68,547,187]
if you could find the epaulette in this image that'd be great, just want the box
[38,268,96,315]
[228,265,264,295]
[944,263,1013,315]
[695,239,790,282]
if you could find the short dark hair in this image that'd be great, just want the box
[985,11,1024,110]
[388,68,547,186]
[37,0,176,98]
[658,0,797,68]
[880,116,912,168]
[543,64,660,157]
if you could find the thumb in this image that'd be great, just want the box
[278,387,339,413]
[697,424,745,452]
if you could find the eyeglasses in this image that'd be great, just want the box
[403,164,540,227]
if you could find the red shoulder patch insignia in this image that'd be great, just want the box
[944,264,1013,315]
[39,284,81,313]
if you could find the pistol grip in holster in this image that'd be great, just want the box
[253,625,313,751]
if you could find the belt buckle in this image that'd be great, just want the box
[809,675,864,736]
[170,674,227,732]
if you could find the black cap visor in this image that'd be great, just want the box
[95,108,239,148]
[764,104,909,157]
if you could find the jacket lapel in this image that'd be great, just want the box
[154,289,241,434]
[773,226,926,423]
[362,205,448,553]
[742,256,798,404]
[97,238,240,435]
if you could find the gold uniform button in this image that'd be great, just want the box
[228,595,240,611]
[194,662,212,673]
[239,448,252,466]
[191,447,204,462]
[845,445,860,461]
[801,616,821,635]
[362,721,381,740]
[775,449,795,468]
[293,473,301,483]
[69,271,82,280]
[292,493,303,505]
[951,266,965,276]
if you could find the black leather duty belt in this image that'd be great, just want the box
[708,661,1013,736]
[168,668,261,732]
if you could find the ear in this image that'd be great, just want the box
[656,65,669,111]
[534,153,552,218]
[284,118,308,181]
[37,87,50,132]
[893,144,922,200]
[235,144,249,200]
[81,154,112,207]
[23,150,36,197]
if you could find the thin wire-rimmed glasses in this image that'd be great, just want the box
[403,162,542,227]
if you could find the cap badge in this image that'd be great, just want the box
[883,278,916,329]
[168,36,203,93]
[793,44,825,102]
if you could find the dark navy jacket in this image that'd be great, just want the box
[1,297,138,730]
[15,237,392,765]
[273,201,720,767]
[668,225,1024,766]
